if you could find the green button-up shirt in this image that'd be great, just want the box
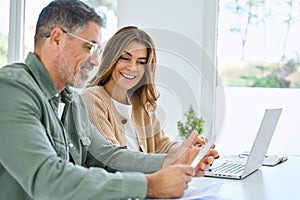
[0,52,166,200]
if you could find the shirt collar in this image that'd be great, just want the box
[25,52,60,100]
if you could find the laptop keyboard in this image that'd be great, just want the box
[209,162,245,174]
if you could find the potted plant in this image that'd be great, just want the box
[177,105,204,139]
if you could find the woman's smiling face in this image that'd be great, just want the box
[109,41,148,91]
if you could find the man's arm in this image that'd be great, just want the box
[0,77,148,199]
[86,123,167,172]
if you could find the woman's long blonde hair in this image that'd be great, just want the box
[87,26,159,111]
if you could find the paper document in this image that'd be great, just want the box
[178,180,226,200]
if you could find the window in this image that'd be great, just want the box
[24,0,118,58]
[218,0,300,88]
[0,1,10,67]
[82,0,118,43]
[216,0,300,156]
[24,0,51,58]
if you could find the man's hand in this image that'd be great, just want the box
[146,164,194,198]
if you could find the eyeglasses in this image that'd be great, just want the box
[60,28,102,57]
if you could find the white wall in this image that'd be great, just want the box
[216,87,300,156]
[118,0,219,141]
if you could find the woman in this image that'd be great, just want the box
[81,26,205,154]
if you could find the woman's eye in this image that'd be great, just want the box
[137,61,147,65]
[119,56,130,61]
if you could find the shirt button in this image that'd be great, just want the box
[121,119,127,124]
[69,143,74,148]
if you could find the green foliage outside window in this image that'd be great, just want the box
[219,0,300,88]
[0,33,8,67]
[83,0,117,10]
[240,59,299,88]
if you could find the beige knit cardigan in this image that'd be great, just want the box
[81,86,180,153]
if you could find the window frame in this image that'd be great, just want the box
[7,0,25,64]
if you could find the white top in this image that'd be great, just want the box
[112,98,140,151]
[58,102,65,119]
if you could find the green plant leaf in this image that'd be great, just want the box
[177,105,204,139]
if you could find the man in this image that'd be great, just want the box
[0,0,218,199]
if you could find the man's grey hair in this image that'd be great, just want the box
[34,0,103,47]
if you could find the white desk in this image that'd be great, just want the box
[190,155,300,200]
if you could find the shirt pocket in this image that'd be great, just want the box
[78,129,91,147]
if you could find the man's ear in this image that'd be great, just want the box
[48,27,65,47]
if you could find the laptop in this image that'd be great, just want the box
[205,108,282,179]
